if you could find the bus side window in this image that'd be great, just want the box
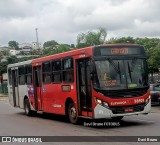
[52,60,62,83]
[18,66,25,85]
[42,61,51,84]
[63,58,74,83]
[26,65,32,85]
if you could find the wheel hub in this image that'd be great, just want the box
[70,107,76,119]
[25,104,29,114]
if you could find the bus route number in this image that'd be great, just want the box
[134,99,144,104]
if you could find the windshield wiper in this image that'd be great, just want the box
[108,58,119,73]
[108,58,122,83]
[127,62,132,82]
[118,61,122,83]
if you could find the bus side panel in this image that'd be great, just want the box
[7,69,14,107]
[8,84,14,107]
[42,83,77,115]
[56,84,77,115]
[42,84,65,114]
[18,85,28,108]
[42,84,54,113]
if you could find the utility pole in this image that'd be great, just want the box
[35,28,39,48]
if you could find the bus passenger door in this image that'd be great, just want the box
[76,58,92,115]
[11,69,19,107]
[33,66,43,111]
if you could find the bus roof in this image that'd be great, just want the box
[97,43,142,47]
[32,46,93,63]
[32,44,142,63]
[8,60,32,68]
[7,44,143,67]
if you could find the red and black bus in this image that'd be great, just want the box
[8,44,151,124]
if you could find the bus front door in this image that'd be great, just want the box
[11,69,19,107]
[77,58,92,116]
[33,66,43,111]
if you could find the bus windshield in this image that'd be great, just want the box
[94,58,148,90]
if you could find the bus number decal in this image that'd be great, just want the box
[134,99,144,104]
[62,85,71,92]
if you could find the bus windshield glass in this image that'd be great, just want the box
[94,58,148,90]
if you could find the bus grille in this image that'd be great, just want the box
[110,104,145,114]
[101,88,148,98]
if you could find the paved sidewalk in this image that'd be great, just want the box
[0,93,8,100]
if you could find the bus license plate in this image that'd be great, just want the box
[124,107,134,112]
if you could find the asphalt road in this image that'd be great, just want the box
[0,99,160,145]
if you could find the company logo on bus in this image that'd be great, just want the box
[111,48,128,54]
[111,101,127,106]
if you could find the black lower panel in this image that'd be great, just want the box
[109,103,145,114]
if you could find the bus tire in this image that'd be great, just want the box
[111,116,124,121]
[24,99,33,116]
[68,103,78,124]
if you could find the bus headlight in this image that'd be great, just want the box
[95,98,102,105]
[95,97,109,108]
[145,95,151,105]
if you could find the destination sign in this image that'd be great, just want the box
[111,48,128,54]
[94,46,145,56]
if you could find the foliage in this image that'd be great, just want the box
[107,37,135,44]
[6,55,18,64]
[0,61,8,73]
[77,27,107,48]
[0,55,39,73]
[70,44,75,48]
[8,41,19,49]
[31,48,43,55]
[0,50,10,57]
[43,40,58,48]
[42,44,71,56]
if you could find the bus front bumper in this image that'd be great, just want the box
[94,100,151,119]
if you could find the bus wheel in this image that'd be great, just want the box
[68,103,78,124]
[111,116,124,121]
[24,99,33,116]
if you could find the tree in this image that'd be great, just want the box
[147,43,160,80]
[31,48,43,55]
[56,44,71,53]
[107,37,135,44]
[8,41,19,49]
[43,40,58,48]
[70,44,75,48]
[42,47,56,56]
[7,56,18,64]
[42,44,71,56]
[0,61,8,74]
[76,27,107,48]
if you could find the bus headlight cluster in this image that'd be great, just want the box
[95,97,109,108]
[145,95,151,105]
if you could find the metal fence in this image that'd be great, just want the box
[0,82,8,94]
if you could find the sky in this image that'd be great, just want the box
[0,0,160,46]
